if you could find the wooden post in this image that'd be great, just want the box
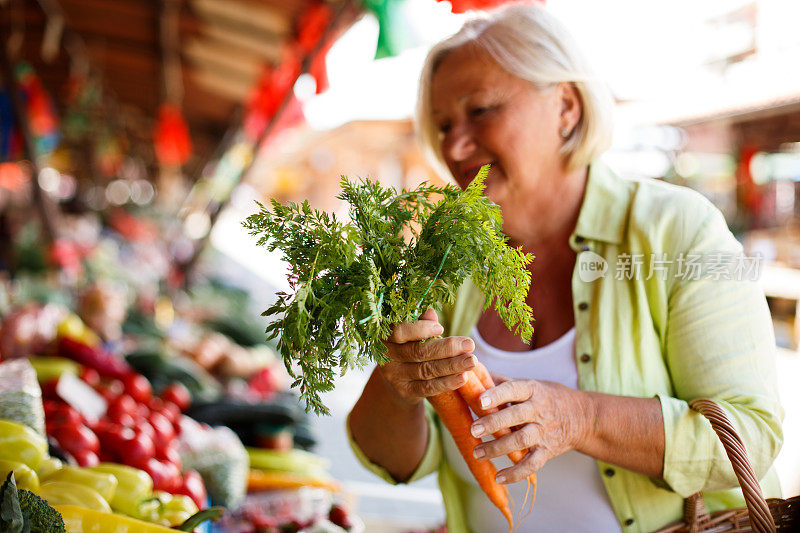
[0,36,59,243]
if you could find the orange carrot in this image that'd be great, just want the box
[461,366,526,464]
[473,360,495,390]
[429,390,513,529]
[464,362,538,521]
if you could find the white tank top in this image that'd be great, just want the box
[440,326,622,533]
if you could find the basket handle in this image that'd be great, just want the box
[687,398,776,533]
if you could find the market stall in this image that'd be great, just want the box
[0,0,399,531]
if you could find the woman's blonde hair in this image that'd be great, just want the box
[416,4,614,172]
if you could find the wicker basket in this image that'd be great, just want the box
[656,399,800,532]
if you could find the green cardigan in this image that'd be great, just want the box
[347,161,783,532]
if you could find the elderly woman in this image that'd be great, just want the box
[347,5,783,532]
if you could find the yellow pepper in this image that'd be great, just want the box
[35,457,63,479]
[38,481,112,513]
[57,314,101,347]
[42,466,117,502]
[247,468,340,492]
[54,505,177,533]
[89,463,152,517]
[0,419,48,470]
[152,491,198,527]
[28,356,82,383]
[0,459,40,492]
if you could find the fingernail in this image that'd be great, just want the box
[496,474,506,484]
[470,355,478,367]
[474,448,485,459]
[480,395,490,409]
[433,324,444,335]
[462,339,473,351]
[471,424,484,437]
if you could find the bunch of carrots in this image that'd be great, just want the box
[429,360,536,531]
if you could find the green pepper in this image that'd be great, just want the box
[28,356,82,383]
[0,459,40,492]
[39,481,112,513]
[42,466,117,503]
[0,419,48,469]
[89,463,152,516]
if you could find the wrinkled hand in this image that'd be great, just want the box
[471,377,592,484]
[378,308,476,405]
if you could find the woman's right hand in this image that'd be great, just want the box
[378,308,476,405]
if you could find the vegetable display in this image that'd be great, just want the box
[244,166,533,415]
[0,472,66,533]
[245,166,535,528]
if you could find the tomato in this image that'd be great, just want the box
[176,470,207,509]
[80,367,101,387]
[44,402,83,427]
[156,440,181,469]
[148,411,175,443]
[137,458,181,493]
[160,383,191,412]
[160,402,181,424]
[94,423,135,453]
[122,373,152,404]
[109,412,136,428]
[71,448,100,467]
[118,432,155,465]
[53,424,100,455]
[107,394,137,421]
[40,380,61,400]
[95,380,124,402]
[134,418,155,439]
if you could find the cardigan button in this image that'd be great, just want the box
[625,518,634,526]
[604,468,615,477]
[578,302,589,311]
[580,353,591,363]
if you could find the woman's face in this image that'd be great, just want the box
[430,45,577,239]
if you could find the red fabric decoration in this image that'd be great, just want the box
[439,0,543,14]
[296,2,332,54]
[154,104,192,166]
[244,50,303,141]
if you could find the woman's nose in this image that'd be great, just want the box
[442,123,476,163]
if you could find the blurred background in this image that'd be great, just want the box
[0,0,798,531]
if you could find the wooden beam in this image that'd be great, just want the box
[190,0,290,38]
[183,37,263,81]
[190,67,252,101]
[200,22,282,62]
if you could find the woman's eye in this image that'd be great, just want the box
[470,106,490,117]
[437,123,452,134]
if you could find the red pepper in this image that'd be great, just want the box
[57,337,133,379]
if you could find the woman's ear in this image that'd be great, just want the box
[558,82,582,135]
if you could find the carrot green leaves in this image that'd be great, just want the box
[243,166,533,415]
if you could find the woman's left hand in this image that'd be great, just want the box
[471,375,593,484]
